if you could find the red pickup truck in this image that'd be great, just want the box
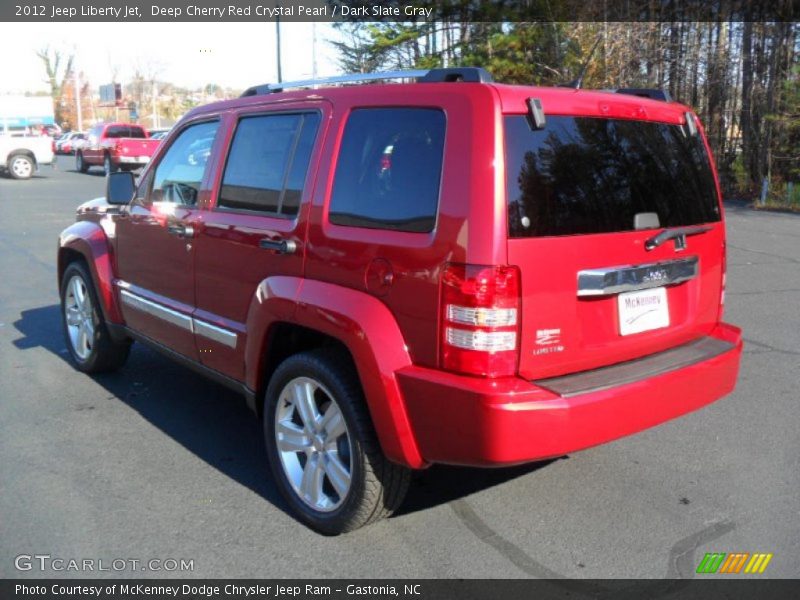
[75,122,159,175]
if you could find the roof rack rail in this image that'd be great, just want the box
[615,88,672,102]
[419,67,493,83]
[240,67,493,97]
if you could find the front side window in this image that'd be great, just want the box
[329,108,446,233]
[218,112,320,216]
[150,120,219,206]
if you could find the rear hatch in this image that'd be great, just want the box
[109,125,159,158]
[118,137,159,157]
[504,113,725,380]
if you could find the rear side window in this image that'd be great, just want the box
[218,112,320,216]
[505,116,721,237]
[329,108,445,233]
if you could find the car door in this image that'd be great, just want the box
[192,103,327,381]
[115,118,221,359]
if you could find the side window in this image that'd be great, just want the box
[150,120,219,206]
[329,108,445,233]
[218,112,320,216]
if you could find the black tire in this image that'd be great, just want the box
[103,153,116,176]
[264,349,411,535]
[7,154,34,179]
[76,152,88,173]
[60,261,131,373]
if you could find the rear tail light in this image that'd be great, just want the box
[441,263,520,377]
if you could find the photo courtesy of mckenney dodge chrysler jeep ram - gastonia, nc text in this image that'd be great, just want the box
[56,67,742,535]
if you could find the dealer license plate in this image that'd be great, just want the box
[618,287,670,336]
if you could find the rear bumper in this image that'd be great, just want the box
[399,323,742,466]
[116,156,150,164]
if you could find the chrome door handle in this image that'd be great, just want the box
[259,238,298,254]
[167,223,195,238]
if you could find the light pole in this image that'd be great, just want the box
[74,57,83,131]
[312,22,317,80]
[276,16,283,83]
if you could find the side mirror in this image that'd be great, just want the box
[106,171,135,205]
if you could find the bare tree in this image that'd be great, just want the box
[35,46,74,124]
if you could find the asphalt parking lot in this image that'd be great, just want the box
[1,156,798,580]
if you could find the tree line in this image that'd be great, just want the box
[331,17,799,201]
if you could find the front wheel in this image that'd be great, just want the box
[103,154,116,176]
[60,261,131,373]
[264,349,411,535]
[75,152,88,173]
[7,154,34,179]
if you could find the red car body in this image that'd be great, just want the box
[58,79,741,471]
[76,122,159,173]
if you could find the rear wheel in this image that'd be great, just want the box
[264,349,411,535]
[7,154,34,179]
[75,152,88,173]
[60,261,131,373]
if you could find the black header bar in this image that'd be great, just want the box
[2,0,798,22]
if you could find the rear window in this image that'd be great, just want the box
[106,125,146,139]
[329,108,445,233]
[505,116,721,237]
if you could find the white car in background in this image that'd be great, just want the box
[56,132,86,154]
[0,134,55,179]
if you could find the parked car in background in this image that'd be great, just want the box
[56,132,86,154]
[1,133,54,179]
[148,128,171,141]
[60,133,86,155]
[58,67,742,534]
[64,133,86,154]
[75,123,159,175]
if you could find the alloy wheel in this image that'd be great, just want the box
[274,376,353,512]
[64,275,95,361]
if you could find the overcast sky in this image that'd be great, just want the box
[0,22,342,94]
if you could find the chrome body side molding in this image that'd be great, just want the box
[120,289,193,331]
[577,257,699,297]
[193,319,238,349]
[119,286,238,349]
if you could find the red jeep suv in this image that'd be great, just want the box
[58,68,742,534]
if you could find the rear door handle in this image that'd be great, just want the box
[259,238,298,254]
[167,223,195,238]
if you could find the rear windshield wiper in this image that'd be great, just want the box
[645,225,713,251]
